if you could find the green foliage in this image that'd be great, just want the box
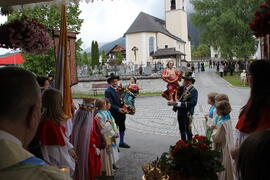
[218,72,250,88]
[192,44,210,59]
[22,49,55,75]
[115,52,124,65]
[7,3,83,75]
[91,40,99,67]
[191,0,263,60]
[77,51,91,67]
[101,50,107,65]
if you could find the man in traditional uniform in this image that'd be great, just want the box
[105,73,130,148]
[162,61,182,102]
[169,72,198,141]
[0,67,71,180]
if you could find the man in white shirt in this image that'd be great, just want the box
[0,67,71,180]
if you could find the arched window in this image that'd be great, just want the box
[149,37,155,56]
[171,0,176,10]
[182,0,185,10]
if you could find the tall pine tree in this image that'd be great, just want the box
[91,40,99,67]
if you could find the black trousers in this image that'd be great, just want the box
[177,114,193,141]
[111,111,126,132]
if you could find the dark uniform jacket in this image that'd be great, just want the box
[105,86,126,121]
[174,85,198,116]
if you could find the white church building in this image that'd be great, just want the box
[124,0,191,67]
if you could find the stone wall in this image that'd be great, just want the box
[72,78,167,94]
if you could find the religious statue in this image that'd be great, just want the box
[162,60,182,102]
[118,77,140,115]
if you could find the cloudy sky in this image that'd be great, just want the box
[78,0,192,49]
[79,0,165,48]
[0,0,192,52]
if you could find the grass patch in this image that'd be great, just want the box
[73,91,162,99]
[216,72,250,88]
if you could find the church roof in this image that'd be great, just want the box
[124,12,185,43]
[152,48,185,58]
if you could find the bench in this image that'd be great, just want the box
[92,83,109,96]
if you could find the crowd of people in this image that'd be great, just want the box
[203,60,270,180]
[0,60,270,180]
[0,67,140,180]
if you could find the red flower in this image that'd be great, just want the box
[172,145,181,154]
[183,144,189,148]
[198,143,208,150]
[260,4,267,9]
[197,135,206,142]
[176,140,185,146]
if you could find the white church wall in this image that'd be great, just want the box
[166,10,188,42]
[176,41,185,52]
[186,41,191,61]
[126,32,156,66]
[157,33,177,49]
[125,33,144,65]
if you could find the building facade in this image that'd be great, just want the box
[125,0,191,67]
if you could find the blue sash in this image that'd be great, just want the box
[209,106,216,119]
[20,157,48,166]
[215,114,231,125]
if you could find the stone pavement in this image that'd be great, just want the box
[114,70,250,180]
[73,69,250,180]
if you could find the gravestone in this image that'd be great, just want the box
[143,66,152,75]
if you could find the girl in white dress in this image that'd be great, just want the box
[212,100,234,180]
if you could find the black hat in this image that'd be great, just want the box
[107,73,120,84]
[183,71,195,84]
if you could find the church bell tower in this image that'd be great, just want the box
[165,0,190,61]
[165,0,188,42]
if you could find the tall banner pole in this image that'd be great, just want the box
[55,4,72,118]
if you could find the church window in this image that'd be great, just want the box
[171,0,176,10]
[182,0,185,10]
[165,45,168,48]
[149,37,155,56]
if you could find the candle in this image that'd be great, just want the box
[59,167,70,179]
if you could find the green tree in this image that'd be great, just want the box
[91,41,99,66]
[7,3,83,75]
[192,44,210,60]
[101,50,107,65]
[191,0,262,60]
[115,52,124,65]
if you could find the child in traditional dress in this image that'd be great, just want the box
[71,98,104,180]
[211,100,234,180]
[95,98,119,177]
[215,93,229,103]
[204,92,218,140]
[37,89,76,175]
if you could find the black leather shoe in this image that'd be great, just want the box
[113,164,119,170]
[119,143,130,148]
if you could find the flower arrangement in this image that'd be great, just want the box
[249,0,270,37]
[0,15,53,54]
[143,135,224,180]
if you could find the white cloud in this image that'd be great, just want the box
[78,0,165,48]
